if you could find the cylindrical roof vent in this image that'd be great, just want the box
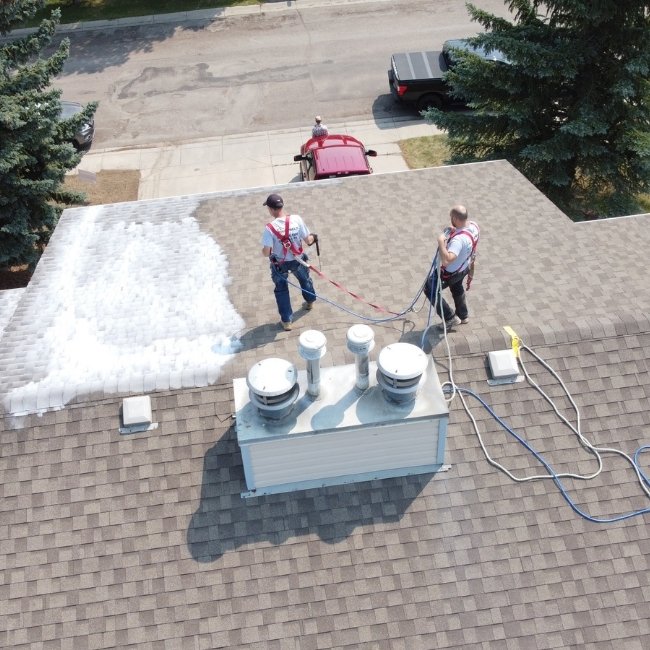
[247,358,299,419]
[298,330,327,397]
[376,342,428,404]
[346,324,375,391]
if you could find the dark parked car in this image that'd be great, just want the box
[60,100,95,149]
[293,134,377,181]
[389,38,509,112]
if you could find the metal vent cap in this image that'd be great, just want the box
[376,342,428,403]
[346,324,375,355]
[298,329,327,360]
[247,358,299,419]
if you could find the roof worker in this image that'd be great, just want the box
[261,193,318,331]
[424,204,480,329]
[311,115,329,138]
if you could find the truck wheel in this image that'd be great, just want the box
[417,94,443,112]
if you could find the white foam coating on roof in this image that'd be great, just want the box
[0,288,24,338]
[4,203,244,414]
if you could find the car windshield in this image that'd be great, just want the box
[60,102,83,119]
[443,38,510,66]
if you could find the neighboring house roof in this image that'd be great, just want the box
[0,161,648,649]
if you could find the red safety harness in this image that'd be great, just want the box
[441,222,480,290]
[266,215,304,262]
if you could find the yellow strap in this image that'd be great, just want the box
[503,326,521,358]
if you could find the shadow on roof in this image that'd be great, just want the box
[187,426,432,563]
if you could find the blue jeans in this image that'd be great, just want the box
[270,258,316,323]
[424,269,468,321]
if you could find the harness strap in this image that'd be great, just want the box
[266,215,304,262]
[441,221,480,279]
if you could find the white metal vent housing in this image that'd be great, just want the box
[234,345,449,497]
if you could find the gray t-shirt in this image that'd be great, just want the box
[444,222,480,273]
[262,214,310,261]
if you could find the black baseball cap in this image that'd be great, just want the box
[263,193,283,209]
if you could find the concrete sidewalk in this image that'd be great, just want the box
[77,117,442,200]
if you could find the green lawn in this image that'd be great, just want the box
[28,0,260,25]
[399,134,650,219]
[398,134,450,169]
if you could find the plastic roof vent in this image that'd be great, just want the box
[120,395,158,434]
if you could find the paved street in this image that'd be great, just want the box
[48,0,511,150]
[3,0,516,198]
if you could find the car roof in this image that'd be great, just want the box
[305,135,371,177]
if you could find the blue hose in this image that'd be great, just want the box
[633,445,650,488]
[445,385,650,523]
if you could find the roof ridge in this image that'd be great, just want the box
[445,311,650,357]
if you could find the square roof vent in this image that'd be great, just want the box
[487,349,522,385]
[120,395,158,434]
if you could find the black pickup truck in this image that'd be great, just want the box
[388,39,508,112]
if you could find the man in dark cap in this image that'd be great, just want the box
[261,193,318,331]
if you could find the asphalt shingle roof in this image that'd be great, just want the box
[1,161,649,649]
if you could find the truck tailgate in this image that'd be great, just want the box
[391,51,446,82]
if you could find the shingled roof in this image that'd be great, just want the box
[1,161,649,649]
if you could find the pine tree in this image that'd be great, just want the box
[0,0,97,268]
[425,0,650,218]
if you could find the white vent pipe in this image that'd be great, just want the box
[298,330,327,397]
[346,324,375,391]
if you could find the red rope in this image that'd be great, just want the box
[307,264,400,315]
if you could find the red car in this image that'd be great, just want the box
[293,134,377,181]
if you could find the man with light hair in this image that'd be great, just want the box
[424,204,480,328]
[311,115,329,138]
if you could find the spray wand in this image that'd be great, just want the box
[311,233,321,270]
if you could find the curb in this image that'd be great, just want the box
[5,0,393,36]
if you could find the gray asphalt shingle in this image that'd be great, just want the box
[1,161,649,648]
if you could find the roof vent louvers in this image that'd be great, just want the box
[298,330,327,397]
[246,358,299,420]
[376,342,428,404]
[346,324,375,391]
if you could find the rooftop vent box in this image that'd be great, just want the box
[234,344,450,498]
[488,349,519,381]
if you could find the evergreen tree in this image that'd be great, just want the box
[0,0,97,268]
[425,0,650,218]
